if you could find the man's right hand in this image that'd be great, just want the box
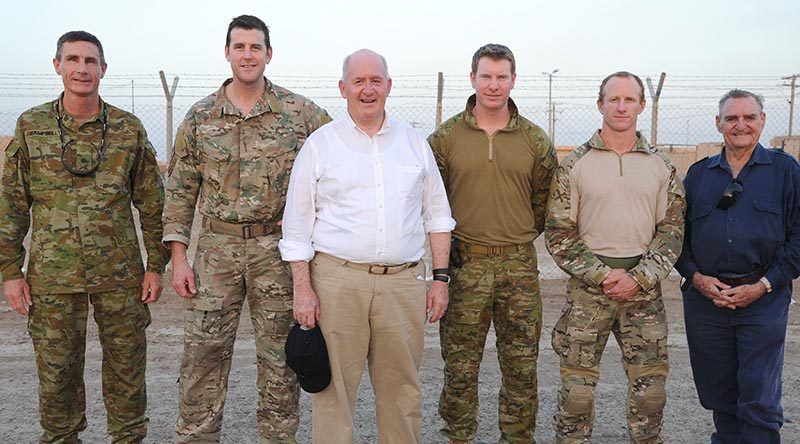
[293,283,320,329]
[171,257,197,298]
[4,278,32,316]
[692,272,734,309]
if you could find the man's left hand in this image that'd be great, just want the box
[141,271,163,304]
[602,269,641,301]
[426,281,448,323]
[721,282,767,309]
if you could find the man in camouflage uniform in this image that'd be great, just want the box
[163,15,330,443]
[0,31,168,443]
[545,71,685,444]
[429,44,557,443]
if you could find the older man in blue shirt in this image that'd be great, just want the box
[677,89,800,444]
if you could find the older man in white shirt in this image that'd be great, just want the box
[279,49,455,444]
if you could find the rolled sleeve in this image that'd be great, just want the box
[279,140,318,262]
[421,139,455,234]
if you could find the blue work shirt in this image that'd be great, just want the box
[676,144,800,291]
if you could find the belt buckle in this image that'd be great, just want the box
[242,225,253,239]
[368,265,389,275]
[489,245,503,256]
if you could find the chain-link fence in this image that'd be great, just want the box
[2,72,798,175]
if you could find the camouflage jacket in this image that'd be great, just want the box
[545,130,685,292]
[0,97,168,294]
[163,78,331,246]
[429,95,557,245]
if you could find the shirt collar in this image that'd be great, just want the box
[53,94,108,127]
[586,129,652,153]
[463,94,520,130]
[709,143,770,169]
[213,77,283,118]
[342,109,392,137]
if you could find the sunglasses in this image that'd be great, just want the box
[716,179,743,210]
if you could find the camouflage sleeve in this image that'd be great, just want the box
[305,102,332,134]
[530,129,557,236]
[162,113,201,246]
[0,118,32,282]
[130,125,169,273]
[427,128,449,193]
[545,154,612,288]
[628,153,686,291]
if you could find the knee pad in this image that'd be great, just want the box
[634,382,666,415]
[563,385,594,415]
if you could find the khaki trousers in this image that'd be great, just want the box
[309,253,427,444]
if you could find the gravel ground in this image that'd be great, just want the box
[2,238,799,443]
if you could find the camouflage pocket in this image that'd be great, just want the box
[201,143,231,190]
[265,136,298,194]
[564,326,599,368]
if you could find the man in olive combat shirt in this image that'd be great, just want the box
[429,43,557,443]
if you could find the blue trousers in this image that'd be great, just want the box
[683,285,789,444]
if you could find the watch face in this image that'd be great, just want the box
[434,275,451,284]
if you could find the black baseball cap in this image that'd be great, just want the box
[284,324,331,393]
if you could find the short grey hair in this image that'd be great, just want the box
[341,49,389,81]
[718,89,765,116]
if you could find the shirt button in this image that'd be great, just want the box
[728,218,733,222]
[728,239,732,243]
[379,228,384,232]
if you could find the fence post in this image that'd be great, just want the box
[784,74,798,137]
[436,72,444,128]
[159,70,180,161]
[646,72,666,146]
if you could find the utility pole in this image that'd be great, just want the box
[646,72,666,146]
[784,74,799,137]
[131,79,135,114]
[159,70,180,161]
[542,69,559,142]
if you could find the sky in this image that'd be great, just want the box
[1,0,798,149]
[2,0,798,78]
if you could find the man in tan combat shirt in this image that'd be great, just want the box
[0,31,168,443]
[162,15,330,443]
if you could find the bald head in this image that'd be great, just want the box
[341,49,389,81]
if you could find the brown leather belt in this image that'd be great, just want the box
[716,270,764,286]
[455,240,533,257]
[203,217,278,239]
[316,252,418,275]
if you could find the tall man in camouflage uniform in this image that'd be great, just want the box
[0,31,168,443]
[545,71,685,444]
[163,15,330,443]
[429,44,557,443]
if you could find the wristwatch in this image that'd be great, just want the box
[433,274,451,284]
[759,276,772,293]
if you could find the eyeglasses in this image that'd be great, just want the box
[716,179,743,210]
[54,98,108,177]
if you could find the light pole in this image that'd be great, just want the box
[542,69,559,142]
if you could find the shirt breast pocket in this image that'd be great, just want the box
[394,165,424,199]
[201,142,231,190]
[753,198,784,248]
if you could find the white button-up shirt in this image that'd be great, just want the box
[279,112,455,264]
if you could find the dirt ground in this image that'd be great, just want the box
[2,239,800,443]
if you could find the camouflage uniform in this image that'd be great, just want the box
[545,132,685,444]
[0,97,168,443]
[430,96,557,443]
[163,78,330,443]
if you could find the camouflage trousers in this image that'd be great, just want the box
[551,277,669,444]
[174,231,298,444]
[28,287,151,444]
[439,243,542,443]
